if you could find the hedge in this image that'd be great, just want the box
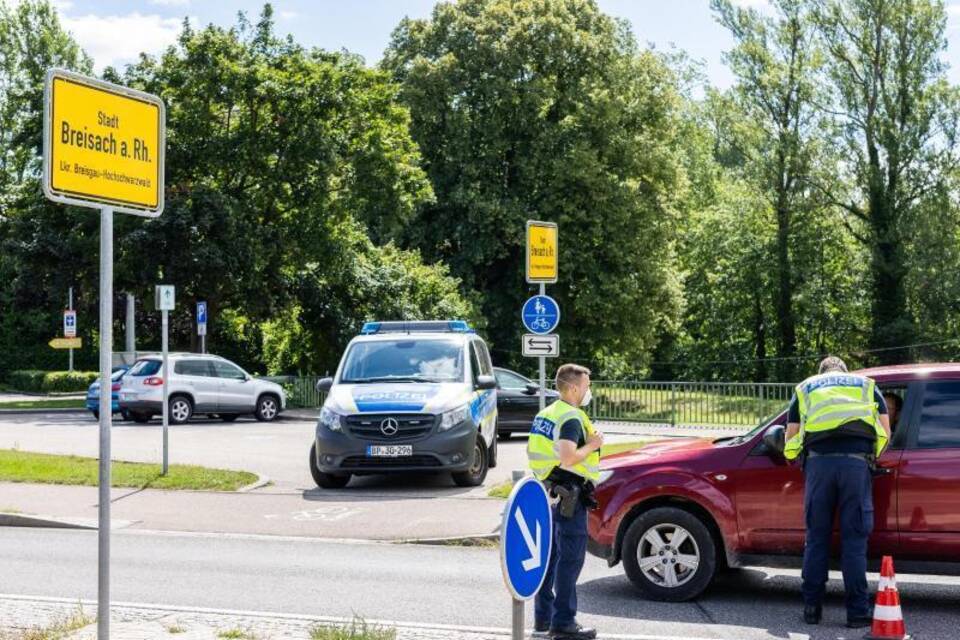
[6,370,100,393]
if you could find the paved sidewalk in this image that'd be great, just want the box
[0,595,518,640]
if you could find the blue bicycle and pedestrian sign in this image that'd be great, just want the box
[522,294,560,335]
[500,476,553,600]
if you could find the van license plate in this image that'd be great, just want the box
[367,445,412,457]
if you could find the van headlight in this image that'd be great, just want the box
[319,406,343,432]
[439,404,470,431]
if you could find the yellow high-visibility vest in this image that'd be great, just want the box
[527,399,600,482]
[784,372,887,460]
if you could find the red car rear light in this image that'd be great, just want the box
[144,377,163,386]
[111,382,121,391]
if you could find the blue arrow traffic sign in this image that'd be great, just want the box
[522,294,560,335]
[500,476,553,600]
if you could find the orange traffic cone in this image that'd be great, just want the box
[865,556,911,640]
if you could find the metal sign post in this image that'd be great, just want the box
[501,477,552,640]
[197,301,207,354]
[43,68,165,640]
[66,288,75,372]
[539,284,546,410]
[97,207,112,640]
[156,285,174,476]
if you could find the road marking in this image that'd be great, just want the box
[261,506,366,522]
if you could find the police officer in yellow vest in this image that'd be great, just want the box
[785,357,890,628]
[527,364,603,640]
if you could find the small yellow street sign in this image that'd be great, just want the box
[526,220,558,283]
[43,68,165,216]
[49,337,82,349]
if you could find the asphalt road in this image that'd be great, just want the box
[3,527,959,639]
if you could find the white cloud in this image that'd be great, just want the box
[60,12,182,71]
[150,0,190,5]
[279,10,298,20]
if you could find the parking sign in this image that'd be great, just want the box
[63,310,77,338]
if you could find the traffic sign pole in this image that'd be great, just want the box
[68,287,73,373]
[539,283,546,411]
[161,308,169,476]
[97,207,113,640]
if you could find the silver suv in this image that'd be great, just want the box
[119,354,286,424]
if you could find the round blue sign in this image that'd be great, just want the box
[522,295,560,335]
[500,476,553,600]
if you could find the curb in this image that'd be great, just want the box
[0,407,86,416]
[236,473,271,493]
[401,533,499,547]
[0,512,96,530]
[0,593,721,640]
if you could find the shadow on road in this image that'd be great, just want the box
[578,568,960,640]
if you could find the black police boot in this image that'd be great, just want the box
[846,609,874,628]
[535,620,551,633]
[803,605,822,625]
[550,622,597,640]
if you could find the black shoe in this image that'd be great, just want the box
[550,623,597,640]
[846,612,873,628]
[803,605,822,625]
[535,621,551,633]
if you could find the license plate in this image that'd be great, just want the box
[366,445,412,457]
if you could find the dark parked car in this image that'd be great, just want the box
[588,363,960,602]
[86,365,130,420]
[494,367,559,438]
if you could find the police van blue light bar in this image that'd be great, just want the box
[360,320,474,335]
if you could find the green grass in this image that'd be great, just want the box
[310,619,396,640]
[217,629,258,640]
[0,604,94,640]
[487,480,514,498]
[166,624,187,634]
[0,399,85,410]
[0,450,258,491]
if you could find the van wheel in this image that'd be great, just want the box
[309,443,350,489]
[452,436,488,487]
[92,410,99,420]
[169,395,193,425]
[622,507,717,602]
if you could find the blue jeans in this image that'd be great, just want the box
[801,455,874,617]
[535,501,587,628]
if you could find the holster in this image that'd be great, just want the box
[550,483,581,519]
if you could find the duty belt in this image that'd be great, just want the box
[806,451,870,460]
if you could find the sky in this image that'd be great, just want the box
[28,0,960,89]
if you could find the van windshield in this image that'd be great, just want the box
[340,339,464,384]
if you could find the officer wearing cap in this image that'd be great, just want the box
[527,363,603,639]
[785,356,891,628]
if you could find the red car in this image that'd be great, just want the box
[588,363,960,601]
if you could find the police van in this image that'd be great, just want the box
[309,321,498,489]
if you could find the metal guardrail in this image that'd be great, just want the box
[265,376,795,428]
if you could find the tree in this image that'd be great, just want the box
[712,0,822,380]
[383,0,686,375]
[811,0,960,362]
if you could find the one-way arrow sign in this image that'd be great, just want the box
[522,333,559,358]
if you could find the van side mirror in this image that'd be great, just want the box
[476,375,497,390]
[763,424,786,454]
[316,377,334,393]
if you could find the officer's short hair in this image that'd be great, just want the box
[818,356,848,374]
[555,363,591,393]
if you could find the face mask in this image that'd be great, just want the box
[580,388,592,407]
